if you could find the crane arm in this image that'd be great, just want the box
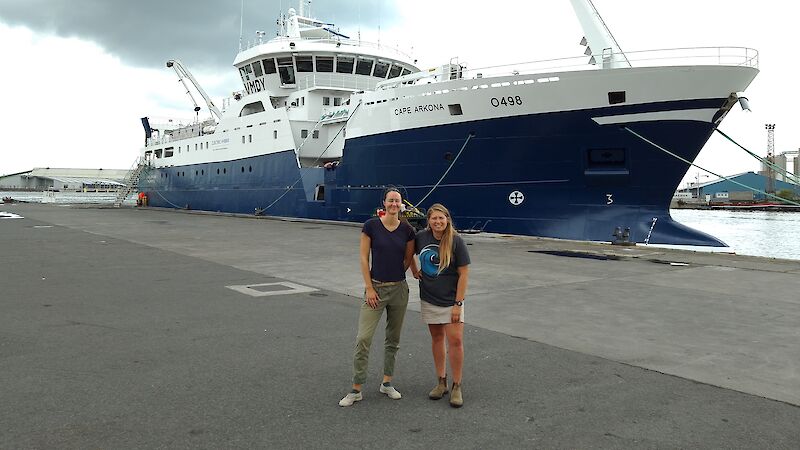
[166,59,223,121]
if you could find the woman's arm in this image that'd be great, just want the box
[360,233,379,308]
[452,265,470,322]
[404,240,419,278]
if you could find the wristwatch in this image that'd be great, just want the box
[454,300,464,306]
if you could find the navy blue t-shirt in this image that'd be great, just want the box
[362,217,415,282]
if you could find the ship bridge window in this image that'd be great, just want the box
[336,56,354,74]
[262,58,276,74]
[252,60,264,77]
[323,96,330,106]
[401,68,411,76]
[316,56,334,72]
[388,64,403,79]
[296,55,313,72]
[373,61,389,78]
[240,101,266,117]
[277,57,296,85]
[242,64,254,81]
[164,147,174,158]
[355,57,374,76]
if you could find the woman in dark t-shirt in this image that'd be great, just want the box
[339,188,415,407]
[410,203,470,408]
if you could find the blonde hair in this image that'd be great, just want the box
[427,203,458,274]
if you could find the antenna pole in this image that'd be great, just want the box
[238,0,244,51]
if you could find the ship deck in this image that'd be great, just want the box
[2,203,799,448]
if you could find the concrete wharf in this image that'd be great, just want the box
[1,203,799,448]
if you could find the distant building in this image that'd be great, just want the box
[771,153,789,182]
[795,154,800,178]
[0,168,128,191]
[677,171,799,203]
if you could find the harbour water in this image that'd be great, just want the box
[670,209,800,260]
[0,190,135,205]
[2,191,796,261]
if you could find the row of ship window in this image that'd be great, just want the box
[285,96,346,107]
[161,166,256,178]
[240,55,413,85]
[154,127,319,161]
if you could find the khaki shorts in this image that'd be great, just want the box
[420,300,464,324]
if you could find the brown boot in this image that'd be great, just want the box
[429,376,448,400]
[449,382,463,408]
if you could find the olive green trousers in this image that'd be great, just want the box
[352,280,409,385]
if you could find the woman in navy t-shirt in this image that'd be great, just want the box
[339,188,416,407]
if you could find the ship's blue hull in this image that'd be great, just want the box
[140,98,729,246]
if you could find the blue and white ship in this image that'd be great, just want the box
[137,0,758,247]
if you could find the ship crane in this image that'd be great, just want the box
[166,59,223,122]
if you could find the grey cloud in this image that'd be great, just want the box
[0,0,399,70]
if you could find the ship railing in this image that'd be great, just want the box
[298,73,381,91]
[240,36,414,60]
[145,118,216,147]
[439,46,759,80]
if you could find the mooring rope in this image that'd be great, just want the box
[623,126,800,207]
[255,101,363,215]
[151,189,185,209]
[412,133,475,207]
[715,129,800,185]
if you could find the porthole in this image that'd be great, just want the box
[217,168,220,175]
[249,166,252,172]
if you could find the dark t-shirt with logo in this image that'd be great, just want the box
[362,217,415,282]
[414,229,471,307]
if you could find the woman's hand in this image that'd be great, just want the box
[451,305,462,323]
[365,286,380,309]
[412,269,421,279]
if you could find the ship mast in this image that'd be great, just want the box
[570,0,630,69]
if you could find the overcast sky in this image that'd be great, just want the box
[1,0,797,189]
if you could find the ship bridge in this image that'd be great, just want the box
[232,7,420,98]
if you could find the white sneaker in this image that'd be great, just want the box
[338,391,362,407]
[379,384,402,400]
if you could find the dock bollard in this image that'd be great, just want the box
[612,226,634,246]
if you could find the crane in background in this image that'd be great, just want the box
[764,123,775,195]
